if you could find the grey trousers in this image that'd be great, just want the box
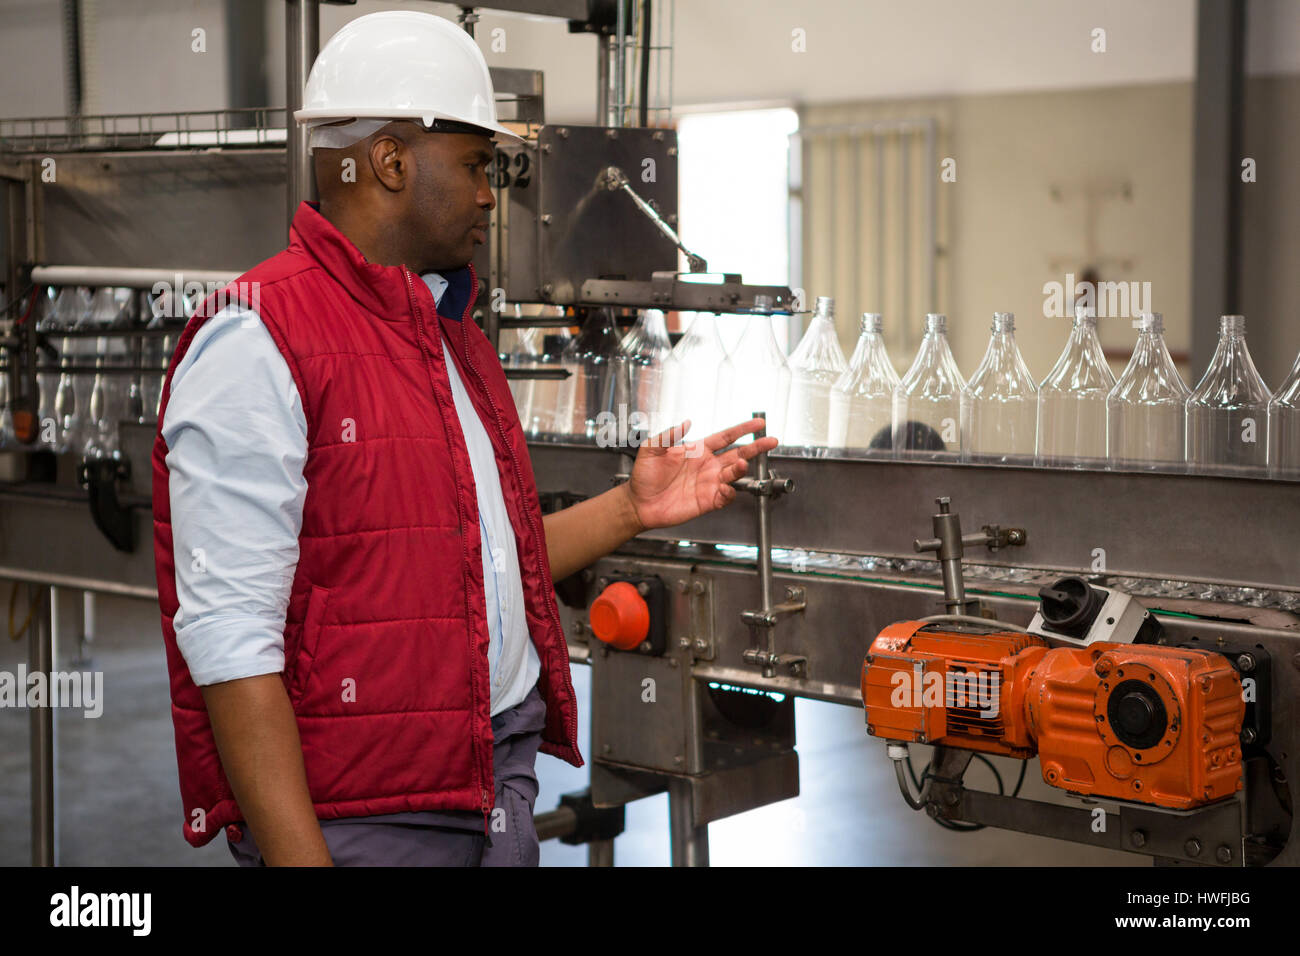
[226,685,548,866]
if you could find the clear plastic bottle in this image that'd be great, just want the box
[1186,314,1270,475]
[1106,312,1189,471]
[567,307,626,440]
[54,339,81,455]
[659,311,733,440]
[1036,305,1115,468]
[892,313,965,460]
[620,307,672,435]
[785,296,848,449]
[962,312,1038,463]
[719,295,790,439]
[1268,349,1300,478]
[503,310,541,428]
[523,312,574,438]
[829,313,897,454]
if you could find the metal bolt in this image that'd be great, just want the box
[597,577,609,590]
[540,283,554,298]
[668,658,678,668]
[691,581,705,595]
[694,638,707,652]
[678,637,691,649]
[1236,653,1256,673]
[635,581,650,597]
[652,130,664,141]
[557,127,569,138]
[541,143,552,154]
[1130,829,1147,848]
[1184,838,1202,857]
[1241,727,1258,745]
[676,579,688,593]
[638,641,651,654]
[605,128,618,139]
[601,744,611,755]
[673,755,684,765]
[667,145,677,156]
[1216,845,1232,863]
[1095,658,1112,677]
[540,214,553,226]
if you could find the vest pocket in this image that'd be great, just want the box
[289,585,329,706]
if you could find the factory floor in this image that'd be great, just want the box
[1,593,1141,867]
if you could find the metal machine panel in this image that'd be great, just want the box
[528,444,1300,593]
[536,125,678,303]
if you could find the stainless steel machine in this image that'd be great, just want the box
[1,0,1294,868]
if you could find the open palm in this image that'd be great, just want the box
[626,417,779,531]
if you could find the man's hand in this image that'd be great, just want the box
[624,417,779,531]
[541,417,778,582]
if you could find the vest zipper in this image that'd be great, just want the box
[402,266,494,835]
[455,310,581,761]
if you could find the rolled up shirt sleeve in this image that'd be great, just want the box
[161,304,308,687]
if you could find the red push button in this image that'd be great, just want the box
[589,581,650,651]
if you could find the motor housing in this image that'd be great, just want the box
[862,621,1245,809]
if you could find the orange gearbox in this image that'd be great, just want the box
[862,621,1245,810]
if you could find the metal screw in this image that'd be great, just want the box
[1216,845,1232,863]
[540,214,553,226]
[676,579,688,593]
[597,577,609,590]
[668,658,678,668]
[652,130,664,141]
[540,283,553,298]
[1185,838,1202,857]
[694,638,707,652]
[678,637,691,649]
[667,145,677,156]
[691,581,705,595]
[635,581,650,597]
[1130,830,1147,848]
[1241,727,1257,745]
[605,128,618,139]
[1236,653,1256,673]
[557,127,569,138]
[673,755,684,766]
[541,143,552,154]
[638,641,651,653]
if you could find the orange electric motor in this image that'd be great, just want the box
[862,620,1245,809]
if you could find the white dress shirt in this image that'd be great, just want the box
[162,272,540,717]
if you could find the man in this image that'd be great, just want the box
[152,10,776,866]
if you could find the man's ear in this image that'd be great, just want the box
[367,131,408,193]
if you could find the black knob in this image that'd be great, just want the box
[1037,576,1107,639]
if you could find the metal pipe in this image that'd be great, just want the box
[614,0,626,127]
[285,0,320,233]
[587,838,614,866]
[667,777,708,866]
[30,585,55,866]
[596,33,610,125]
[31,265,239,289]
[0,569,157,601]
[751,410,773,615]
[533,804,578,842]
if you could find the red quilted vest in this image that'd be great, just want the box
[153,200,582,848]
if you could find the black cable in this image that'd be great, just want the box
[907,751,1031,832]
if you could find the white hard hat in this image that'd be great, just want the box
[294,10,524,146]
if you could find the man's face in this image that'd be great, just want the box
[405,130,497,271]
